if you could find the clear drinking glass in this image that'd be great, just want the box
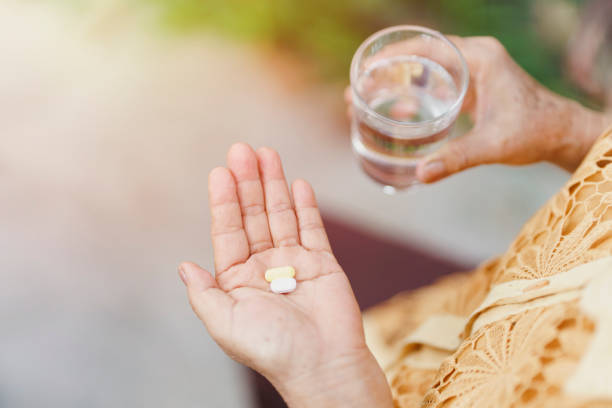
[350,25,469,193]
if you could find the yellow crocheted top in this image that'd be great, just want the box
[364,124,612,408]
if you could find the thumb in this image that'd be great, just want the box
[178,262,234,339]
[416,129,488,183]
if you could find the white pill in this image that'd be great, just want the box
[270,277,297,294]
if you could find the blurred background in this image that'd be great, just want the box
[2,0,610,407]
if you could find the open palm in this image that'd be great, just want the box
[180,144,368,387]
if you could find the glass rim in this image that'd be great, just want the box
[350,25,470,128]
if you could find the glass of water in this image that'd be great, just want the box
[350,25,469,193]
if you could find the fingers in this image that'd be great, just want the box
[179,262,234,340]
[416,126,494,183]
[227,143,273,254]
[292,179,332,253]
[344,86,354,120]
[256,147,300,248]
[344,86,352,104]
[209,167,250,273]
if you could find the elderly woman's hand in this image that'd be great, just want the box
[346,36,610,183]
[179,144,392,408]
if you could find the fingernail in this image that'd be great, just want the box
[421,160,446,182]
[178,265,189,286]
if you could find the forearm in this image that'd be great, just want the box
[271,350,394,408]
[547,94,611,172]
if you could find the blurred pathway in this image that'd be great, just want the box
[0,1,568,407]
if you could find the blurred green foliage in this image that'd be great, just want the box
[147,0,590,102]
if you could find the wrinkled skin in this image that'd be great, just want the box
[346,36,610,183]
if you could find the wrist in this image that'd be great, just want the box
[546,95,609,171]
[270,349,393,408]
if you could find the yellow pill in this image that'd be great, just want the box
[265,266,295,282]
